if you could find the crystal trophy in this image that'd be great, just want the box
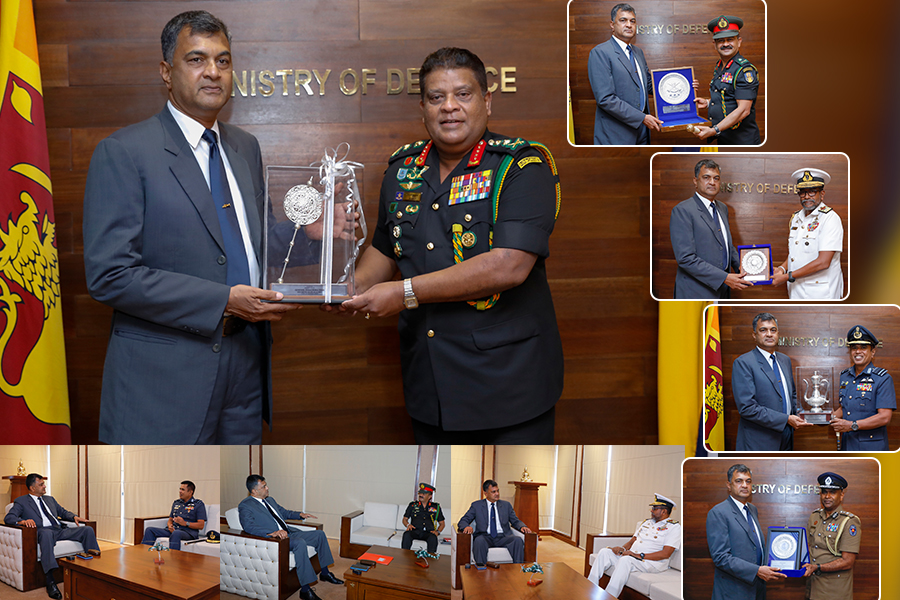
[796,367,834,424]
[264,144,365,303]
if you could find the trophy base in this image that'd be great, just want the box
[800,411,832,425]
[269,283,351,304]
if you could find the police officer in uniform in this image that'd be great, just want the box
[772,169,844,298]
[802,472,860,599]
[692,15,761,145]
[141,480,207,550]
[401,483,445,553]
[340,47,564,444]
[831,325,896,450]
[587,494,682,595]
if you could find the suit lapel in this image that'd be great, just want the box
[613,42,640,87]
[755,349,783,396]
[730,500,759,551]
[692,195,725,249]
[158,110,227,254]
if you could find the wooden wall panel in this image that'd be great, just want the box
[38,0,658,444]
[683,458,879,600]
[652,153,849,300]
[569,0,766,146]
[718,306,900,451]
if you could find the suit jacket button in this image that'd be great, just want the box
[213,343,221,353]
[217,255,227,265]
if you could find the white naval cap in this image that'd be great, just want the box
[791,168,831,188]
[649,493,676,511]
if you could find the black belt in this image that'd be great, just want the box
[222,315,249,337]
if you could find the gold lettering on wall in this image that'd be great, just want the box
[636,24,711,35]
[230,66,516,98]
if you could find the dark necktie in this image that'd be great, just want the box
[489,503,498,538]
[39,498,59,529]
[743,505,763,564]
[709,202,728,270]
[201,129,251,286]
[626,45,645,111]
[263,499,290,531]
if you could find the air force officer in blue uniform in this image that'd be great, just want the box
[731,313,812,451]
[707,464,786,600]
[238,475,342,600]
[587,4,661,144]
[832,325,896,450]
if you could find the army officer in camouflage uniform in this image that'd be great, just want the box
[401,483,444,553]
[692,15,761,145]
[831,325,896,450]
[341,47,564,444]
[802,472,861,599]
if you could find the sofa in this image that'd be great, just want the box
[220,506,323,600]
[0,502,98,592]
[584,529,682,600]
[452,526,538,589]
[340,502,451,559]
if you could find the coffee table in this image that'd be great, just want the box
[62,545,219,600]
[460,562,615,600]
[343,545,450,600]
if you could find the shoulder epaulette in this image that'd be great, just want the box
[868,367,888,376]
[485,137,530,154]
[735,56,749,65]
[667,519,680,524]
[640,517,651,525]
[818,205,834,213]
[389,139,428,161]
[838,510,858,519]
[841,367,852,375]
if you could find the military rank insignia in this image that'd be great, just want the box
[449,170,492,205]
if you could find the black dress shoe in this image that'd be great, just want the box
[46,580,62,600]
[298,588,323,600]
[319,571,344,585]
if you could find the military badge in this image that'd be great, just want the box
[807,220,820,232]
[389,202,398,213]
[517,156,542,169]
[397,168,409,180]
[461,232,476,248]
[400,181,423,191]
[403,156,414,166]
[406,204,420,214]
[826,522,839,532]
[857,383,873,391]
[392,225,401,239]
[745,71,755,83]
[849,525,857,536]
[403,192,422,203]
[394,242,402,258]
[718,17,728,28]
[721,72,733,84]
[449,170,493,205]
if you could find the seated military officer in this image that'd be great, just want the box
[141,480,207,550]
[802,472,861,599]
[401,482,445,553]
[587,493,682,597]
[831,325,896,450]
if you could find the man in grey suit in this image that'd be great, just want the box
[732,313,812,451]
[587,4,662,144]
[458,479,533,564]
[669,159,748,298]
[3,474,100,599]
[83,11,307,444]
[238,475,342,600]
[707,464,785,600]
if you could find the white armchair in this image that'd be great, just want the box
[133,503,220,556]
[0,502,97,592]
[452,525,537,589]
[220,507,322,600]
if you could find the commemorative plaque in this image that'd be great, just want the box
[264,145,365,303]
[766,526,809,577]
[797,367,834,424]
[650,66,708,131]
[736,244,772,285]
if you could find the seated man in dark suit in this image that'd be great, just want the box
[457,479,533,564]
[3,473,100,599]
[238,475,342,600]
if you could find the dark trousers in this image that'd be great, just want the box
[472,532,524,564]
[401,528,438,553]
[37,526,100,573]
[141,526,198,550]
[289,528,333,586]
[412,406,555,444]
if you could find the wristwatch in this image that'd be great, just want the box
[815,564,822,575]
[787,270,796,283]
[403,278,419,310]
[712,125,721,135]
[639,552,645,561]
[851,420,859,431]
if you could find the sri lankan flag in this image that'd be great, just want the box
[0,0,70,441]
[703,305,724,451]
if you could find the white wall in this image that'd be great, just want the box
[553,445,578,536]
[494,445,555,529]
[220,445,258,512]
[450,445,482,525]
[0,445,48,506]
